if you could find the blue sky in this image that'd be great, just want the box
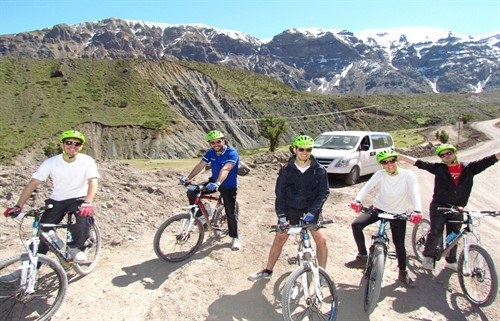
[1,0,499,39]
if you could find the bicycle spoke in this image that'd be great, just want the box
[154,214,205,262]
[458,245,498,306]
[282,267,337,321]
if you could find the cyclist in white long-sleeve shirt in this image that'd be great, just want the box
[345,149,423,288]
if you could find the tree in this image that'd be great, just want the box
[258,114,288,152]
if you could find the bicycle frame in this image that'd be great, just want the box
[184,184,224,230]
[436,208,485,276]
[290,224,323,301]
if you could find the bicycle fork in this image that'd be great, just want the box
[299,249,323,303]
[19,239,41,294]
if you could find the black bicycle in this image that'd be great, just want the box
[411,206,499,306]
[154,183,237,262]
[360,207,411,314]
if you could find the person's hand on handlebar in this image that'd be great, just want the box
[303,212,315,223]
[277,214,287,232]
[351,201,362,213]
[3,205,22,217]
[179,176,190,185]
[206,182,219,192]
[409,210,423,224]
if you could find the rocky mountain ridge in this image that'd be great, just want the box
[1,18,499,95]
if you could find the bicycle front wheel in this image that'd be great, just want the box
[362,244,385,314]
[411,218,430,262]
[0,253,68,321]
[153,213,205,262]
[458,244,498,306]
[73,222,102,276]
[282,266,338,321]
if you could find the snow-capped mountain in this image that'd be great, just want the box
[1,18,499,95]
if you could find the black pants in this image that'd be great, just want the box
[187,185,238,239]
[423,203,462,263]
[351,211,408,271]
[39,198,92,254]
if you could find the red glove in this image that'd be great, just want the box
[79,202,93,217]
[410,211,423,224]
[351,201,362,213]
[4,205,22,217]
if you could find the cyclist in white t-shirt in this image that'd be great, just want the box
[4,130,100,262]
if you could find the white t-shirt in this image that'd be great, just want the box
[355,168,422,214]
[33,153,100,201]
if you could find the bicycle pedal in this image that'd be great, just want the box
[388,251,397,259]
[288,257,298,265]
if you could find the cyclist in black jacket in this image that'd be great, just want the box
[399,144,499,271]
[248,135,330,281]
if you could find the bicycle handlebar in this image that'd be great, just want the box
[363,206,411,221]
[270,219,334,232]
[437,206,500,218]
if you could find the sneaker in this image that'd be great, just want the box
[68,247,87,263]
[248,269,273,281]
[0,269,21,283]
[231,238,241,251]
[344,254,368,269]
[398,270,415,288]
[422,257,434,270]
[445,262,458,272]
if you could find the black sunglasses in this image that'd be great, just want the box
[439,151,454,158]
[209,139,223,146]
[380,158,397,165]
[64,141,83,147]
[297,148,312,153]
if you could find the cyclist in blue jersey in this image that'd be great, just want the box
[180,130,241,250]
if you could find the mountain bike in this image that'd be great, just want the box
[360,207,411,314]
[277,217,338,321]
[153,183,238,262]
[411,206,499,306]
[0,203,101,320]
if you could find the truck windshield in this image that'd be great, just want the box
[314,135,359,150]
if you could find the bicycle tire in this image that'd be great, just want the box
[153,213,205,262]
[282,265,338,321]
[0,253,68,321]
[213,201,238,239]
[458,244,498,306]
[73,222,102,275]
[411,218,430,262]
[362,244,385,314]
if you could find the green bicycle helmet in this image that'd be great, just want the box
[59,130,86,144]
[292,135,315,147]
[206,130,225,141]
[377,149,399,163]
[435,144,457,156]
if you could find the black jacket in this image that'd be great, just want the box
[275,155,330,217]
[415,154,498,206]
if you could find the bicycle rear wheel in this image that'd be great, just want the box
[282,266,338,321]
[411,218,430,262]
[458,244,498,306]
[0,254,68,321]
[362,243,385,314]
[72,222,102,275]
[153,213,205,262]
